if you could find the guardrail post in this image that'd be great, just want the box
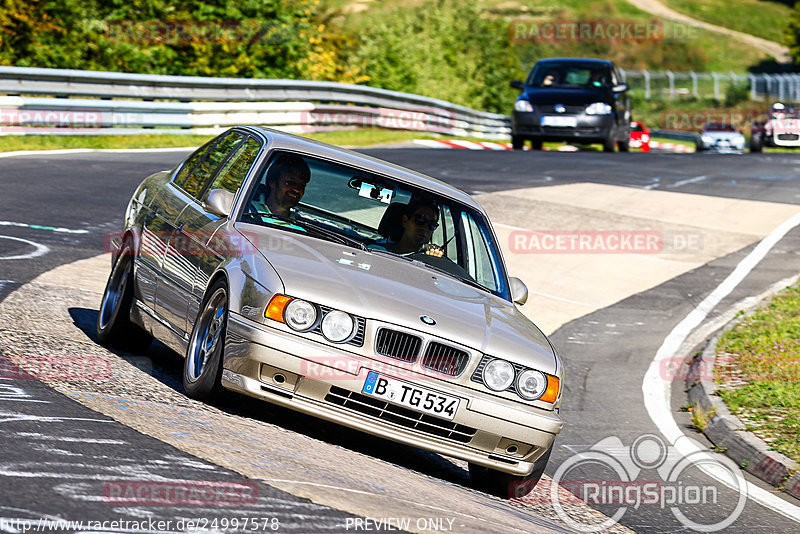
[764,74,773,100]
[643,70,651,100]
[666,70,675,99]
[711,72,720,101]
[748,74,757,101]
[690,71,698,98]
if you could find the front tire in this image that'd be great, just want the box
[183,280,228,400]
[750,133,763,153]
[469,442,553,498]
[511,135,525,150]
[603,129,617,152]
[97,240,152,353]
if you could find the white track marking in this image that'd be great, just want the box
[0,236,49,260]
[643,210,800,522]
[0,221,88,234]
[0,147,193,159]
[669,175,707,188]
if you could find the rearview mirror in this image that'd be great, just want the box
[510,80,524,90]
[205,189,235,217]
[509,277,528,305]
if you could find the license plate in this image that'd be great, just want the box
[362,371,460,420]
[541,116,577,128]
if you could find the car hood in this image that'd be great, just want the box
[523,87,607,106]
[245,226,557,373]
[702,131,744,140]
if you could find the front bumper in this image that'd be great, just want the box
[221,313,562,476]
[512,110,614,143]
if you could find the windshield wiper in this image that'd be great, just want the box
[292,216,367,251]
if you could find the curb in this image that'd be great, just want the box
[687,320,800,500]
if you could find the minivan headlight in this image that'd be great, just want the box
[585,102,612,115]
[514,100,534,112]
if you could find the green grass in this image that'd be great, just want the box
[329,0,769,72]
[0,129,508,153]
[662,0,792,44]
[716,284,800,466]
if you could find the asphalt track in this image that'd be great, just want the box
[2,147,800,533]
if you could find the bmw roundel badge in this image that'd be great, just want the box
[420,315,436,326]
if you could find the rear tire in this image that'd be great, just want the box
[618,138,630,152]
[469,442,553,499]
[97,240,152,353]
[511,135,525,150]
[530,139,543,150]
[183,280,228,401]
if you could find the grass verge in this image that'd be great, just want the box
[715,284,800,466]
[661,0,792,45]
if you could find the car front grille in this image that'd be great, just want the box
[778,133,799,141]
[324,386,477,443]
[312,305,366,347]
[375,328,422,363]
[422,342,469,376]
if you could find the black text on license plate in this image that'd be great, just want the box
[362,371,459,420]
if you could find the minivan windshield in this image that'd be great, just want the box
[526,61,611,88]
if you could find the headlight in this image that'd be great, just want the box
[701,135,713,144]
[641,134,650,143]
[514,100,533,112]
[321,310,354,342]
[482,359,515,391]
[585,102,612,115]
[284,299,317,331]
[516,369,548,400]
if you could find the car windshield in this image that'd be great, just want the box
[526,62,610,88]
[704,122,736,132]
[239,150,510,299]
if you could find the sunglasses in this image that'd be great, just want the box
[413,214,439,230]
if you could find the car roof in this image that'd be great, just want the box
[535,57,614,66]
[241,126,482,211]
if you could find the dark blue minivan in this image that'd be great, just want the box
[510,58,631,152]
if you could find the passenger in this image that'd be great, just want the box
[374,200,443,256]
[252,154,311,218]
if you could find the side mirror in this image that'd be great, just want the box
[205,188,235,217]
[510,80,524,90]
[612,83,629,93]
[509,276,528,306]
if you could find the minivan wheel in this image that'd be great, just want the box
[603,131,617,152]
[530,139,543,150]
[511,135,525,150]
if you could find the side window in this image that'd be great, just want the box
[203,137,262,199]
[462,212,499,292]
[182,131,245,199]
[173,139,215,188]
[433,204,459,262]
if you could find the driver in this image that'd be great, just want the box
[252,154,310,218]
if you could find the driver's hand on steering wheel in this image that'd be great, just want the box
[422,243,444,257]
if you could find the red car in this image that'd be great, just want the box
[629,121,650,152]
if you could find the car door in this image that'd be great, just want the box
[181,135,264,334]
[135,139,215,312]
[156,130,247,335]
[611,66,630,131]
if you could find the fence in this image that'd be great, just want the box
[0,66,510,137]
[621,69,800,102]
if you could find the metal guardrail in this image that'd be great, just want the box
[650,129,699,143]
[621,69,800,103]
[0,66,510,137]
